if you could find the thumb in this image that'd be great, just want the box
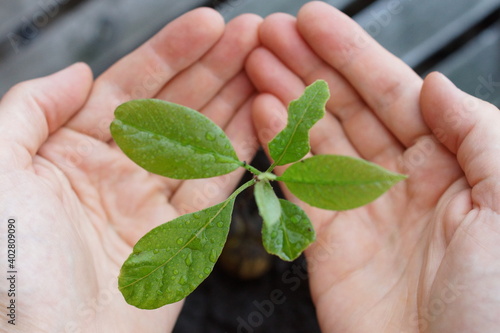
[421,72,500,211]
[0,63,93,163]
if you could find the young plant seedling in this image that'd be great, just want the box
[110,80,406,309]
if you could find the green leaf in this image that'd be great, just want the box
[278,155,407,210]
[262,199,316,261]
[254,180,281,227]
[110,99,240,179]
[118,198,235,309]
[268,80,330,167]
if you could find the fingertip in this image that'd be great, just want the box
[0,62,95,159]
[245,47,269,84]
[252,93,287,145]
[152,7,225,51]
[297,1,343,23]
[5,62,93,120]
[422,71,456,100]
[260,12,296,35]
[59,62,94,100]
[245,46,305,103]
[226,12,263,46]
[259,12,296,48]
[421,71,498,154]
[70,61,94,79]
[191,6,225,29]
[230,12,263,25]
[420,72,462,130]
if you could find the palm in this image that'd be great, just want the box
[304,147,465,332]
[1,9,261,332]
[247,3,500,332]
[5,149,181,331]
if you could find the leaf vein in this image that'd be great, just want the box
[119,199,231,291]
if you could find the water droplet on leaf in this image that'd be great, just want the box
[217,221,224,228]
[204,267,211,274]
[209,249,217,263]
[185,252,193,266]
[205,132,216,141]
[179,276,187,285]
[176,238,184,245]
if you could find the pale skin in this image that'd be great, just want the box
[1,3,499,333]
[246,2,500,332]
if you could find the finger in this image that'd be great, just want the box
[296,2,429,147]
[200,71,255,130]
[258,13,404,164]
[252,93,300,177]
[171,98,259,214]
[67,8,225,140]
[156,14,262,115]
[246,47,360,158]
[0,63,93,169]
[421,72,500,212]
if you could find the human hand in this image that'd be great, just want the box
[0,8,261,332]
[246,2,500,332]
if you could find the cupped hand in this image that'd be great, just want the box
[246,2,500,332]
[0,8,261,332]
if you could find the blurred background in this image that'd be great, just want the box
[1,0,498,332]
[1,0,499,106]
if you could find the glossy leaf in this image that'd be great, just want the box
[118,198,235,309]
[262,199,316,261]
[279,155,407,210]
[254,180,281,227]
[268,80,330,166]
[110,99,240,179]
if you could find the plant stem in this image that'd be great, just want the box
[228,178,256,201]
[266,162,278,173]
[239,161,262,175]
[257,172,277,181]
